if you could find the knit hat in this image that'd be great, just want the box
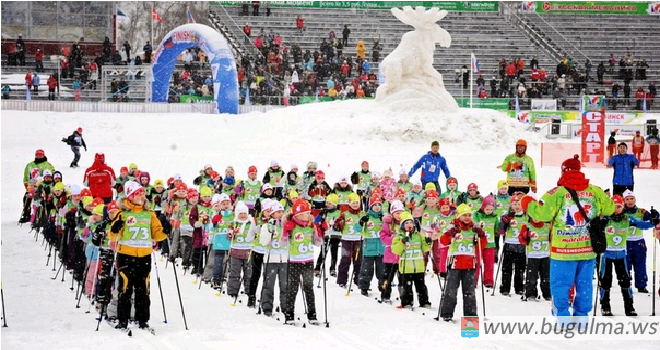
[399,168,407,175]
[43,169,52,177]
[369,195,382,207]
[95,153,105,163]
[203,163,213,170]
[425,183,436,191]
[80,188,92,198]
[262,183,274,192]
[348,193,360,203]
[481,195,496,211]
[338,175,349,183]
[69,184,82,196]
[92,204,105,217]
[175,182,188,192]
[612,194,624,207]
[53,182,66,191]
[383,169,393,178]
[129,163,138,170]
[211,194,223,205]
[399,211,414,231]
[218,193,231,203]
[200,186,213,198]
[186,188,199,199]
[315,170,325,180]
[622,189,635,199]
[390,200,404,214]
[154,179,165,188]
[456,204,472,217]
[53,171,62,179]
[516,139,527,147]
[288,190,299,199]
[139,171,150,182]
[425,190,439,198]
[107,201,120,212]
[292,198,311,216]
[174,173,183,181]
[291,164,298,170]
[248,165,257,174]
[91,197,104,209]
[467,183,478,191]
[307,161,318,170]
[35,149,45,157]
[326,193,339,207]
[235,201,249,215]
[271,203,284,213]
[497,180,508,189]
[431,140,439,147]
[270,160,279,167]
[395,188,406,198]
[561,154,581,173]
[120,166,129,173]
[361,161,369,167]
[439,197,451,207]
[446,177,458,185]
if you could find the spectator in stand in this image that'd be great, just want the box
[342,25,350,46]
[490,77,498,97]
[356,85,365,98]
[609,53,616,74]
[539,69,546,82]
[35,49,44,73]
[624,82,631,106]
[123,41,131,63]
[584,58,592,80]
[498,58,506,79]
[516,57,525,79]
[16,35,26,66]
[73,78,81,101]
[296,15,304,33]
[89,60,98,90]
[47,75,58,101]
[252,1,260,16]
[2,85,11,99]
[597,61,605,84]
[32,73,40,94]
[243,23,251,44]
[530,68,540,82]
[362,59,370,75]
[103,37,112,62]
[506,61,516,84]
[143,41,152,64]
[609,142,638,195]
[183,49,193,72]
[24,70,33,99]
[266,1,271,16]
[635,87,645,110]
[530,56,539,70]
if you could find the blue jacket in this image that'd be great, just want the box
[608,154,638,186]
[362,61,370,73]
[33,75,40,86]
[408,151,450,183]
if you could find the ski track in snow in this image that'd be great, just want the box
[1,103,659,349]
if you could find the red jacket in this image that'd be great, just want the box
[506,63,516,77]
[636,89,645,99]
[83,160,117,198]
[440,219,486,270]
[296,18,304,29]
[25,73,33,87]
[47,77,57,89]
[36,51,44,61]
[530,69,540,81]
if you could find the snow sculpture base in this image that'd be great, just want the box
[375,6,459,113]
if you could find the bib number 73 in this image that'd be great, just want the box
[128,227,150,240]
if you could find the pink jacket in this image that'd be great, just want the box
[379,178,398,201]
[379,214,400,264]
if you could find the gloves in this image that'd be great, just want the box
[650,208,659,225]
[61,137,68,143]
[212,215,222,225]
[401,236,409,244]
[439,272,447,278]
[359,215,369,226]
[194,221,203,228]
[92,231,105,246]
[507,210,516,218]
[425,237,433,245]
[111,219,124,233]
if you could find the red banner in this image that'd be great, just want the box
[580,108,605,163]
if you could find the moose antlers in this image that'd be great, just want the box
[391,6,448,30]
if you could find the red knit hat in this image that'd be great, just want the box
[35,149,45,157]
[368,195,382,207]
[439,197,451,207]
[425,190,439,198]
[561,154,582,173]
[292,198,311,216]
[612,194,624,207]
[395,188,406,198]
[446,177,458,185]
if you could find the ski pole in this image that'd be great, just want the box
[490,246,505,296]
[51,263,63,280]
[46,242,53,266]
[231,273,245,307]
[1,280,7,327]
[321,230,329,327]
[433,272,447,321]
[257,227,274,315]
[194,247,204,286]
[171,262,189,330]
[152,250,168,323]
[652,224,656,316]
[477,237,487,318]
[594,253,602,316]
[76,260,91,306]
[87,253,100,314]
[300,275,308,315]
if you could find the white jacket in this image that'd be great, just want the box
[258,220,288,263]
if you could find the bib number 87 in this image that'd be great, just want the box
[128,227,150,240]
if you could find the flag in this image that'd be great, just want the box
[643,96,647,113]
[187,9,196,23]
[515,93,520,113]
[117,7,130,22]
[470,53,480,74]
[152,8,165,23]
[245,88,251,106]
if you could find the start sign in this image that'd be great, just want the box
[581,95,605,163]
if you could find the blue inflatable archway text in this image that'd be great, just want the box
[151,23,238,114]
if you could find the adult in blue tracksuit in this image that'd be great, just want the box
[608,142,638,196]
[622,190,655,293]
[408,141,451,192]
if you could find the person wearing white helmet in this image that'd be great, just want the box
[257,202,287,316]
[102,180,167,330]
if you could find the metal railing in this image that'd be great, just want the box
[0,100,284,114]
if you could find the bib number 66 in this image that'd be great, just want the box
[297,242,314,254]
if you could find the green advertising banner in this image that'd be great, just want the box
[521,1,655,15]
[179,95,214,103]
[455,98,509,110]
[212,1,499,11]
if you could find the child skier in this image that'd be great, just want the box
[314,193,341,277]
[417,189,440,271]
[190,186,213,277]
[226,201,256,298]
[358,195,385,296]
[379,168,398,202]
[379,200,405,304]
[432,197,455,277]
[493,180,510,263]
[599,195,654,315]
[262,160,286,200]
[458,183,484,210]
[247,199,274,308]
[236,165,262,216]
[258,202,288,316]
[351,160,372,201]
[166,183,190,265]
[209,194,233,291]
[439,204,487,321]
[498,194,528,296]
[333,176,354,212]
[397,169,412,200]
[441,177,460,209]
[473,195,498,288]
[334,193,365,288]
[391,211,432,309]
[622,190,653,293]
[307,170,332,217]
[282,198,324,324]
[408,182,425,209]
[518,214,552,301]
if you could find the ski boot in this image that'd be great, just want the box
[601,289,613,316]
[420,302,432,309]
[314,269,321,277]
[623,288,637,316]
[115,321,129,329]
[361,289,369,297]
[329,269,337,277]
[139,321,150,329]
[247,295,256,308]
[637,287,649,293]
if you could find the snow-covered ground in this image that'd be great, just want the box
[2,100,659,349]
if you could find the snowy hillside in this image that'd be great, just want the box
[2,100,659,349]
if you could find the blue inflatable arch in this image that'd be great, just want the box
[151,23,239,114]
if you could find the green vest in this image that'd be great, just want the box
[526,222,551,258]
[212,210,233,250]
[326,209,342,238]
[474,211,499,248]
[268,170,285,188]
[504,214,527,245]
[465,197,483,211]
[342,211,363,241]
[222,184,235,197]
[441,190,461,208]
[120,211,152,248]
[396,233,426,274]
[231,220,254,251]
[495,195,510,218]
[449,228,476,256]
[420,207,439,232]
[289,225,315,262]
[409,191,424,207]
[605,218,628,251]
[357,171,372,191]
[626,208,645,241]
[241,180,262,207]
[335,189,353,205]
